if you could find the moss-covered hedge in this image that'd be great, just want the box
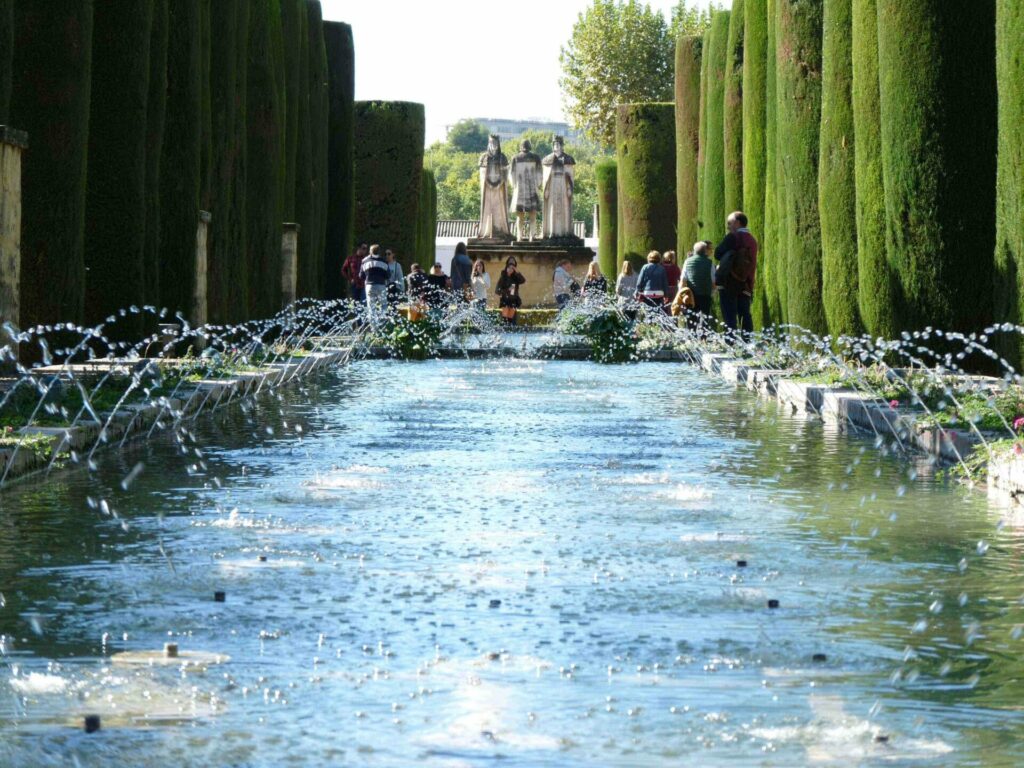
[818,0,861,336]
[763,0,784,321]
[696,29,709,239]
[143,0,169,312]
[878,0,997,332]
[83,0,153,335]
[615,103,676,271]
[0,0,11,122]
[699,10,729,241]
[306,1,329,298]
[324,21,354,299]
[246,0,286,318]
[595,159,618,280]
[11,0,93,328]
[851,0,896,338]
[414,168,436,271]
[743,0,769,326]
[353,100,425,267]
[723,1,744,216]
[776,0,826,333]
[675,35,702,255]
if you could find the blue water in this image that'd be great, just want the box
[1,358,1023,766]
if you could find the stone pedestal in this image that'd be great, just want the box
[193,211,211,327]
[0,127,28,362]
[281,222,300,308]
[467,241,595,308]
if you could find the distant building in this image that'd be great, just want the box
[461,117,586,145]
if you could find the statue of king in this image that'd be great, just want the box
[541,135,576,240]
[477,134,511,240]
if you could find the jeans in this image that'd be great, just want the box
[555,293,570,310]
[686,294,714,331]
[350,284,365,303]
[719,290,753,334]
[365,283,388,323]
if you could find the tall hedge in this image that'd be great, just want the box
[10,0,94,328]
[83,0,153,335]
[294,3,317,298]
[743,0,769,326]
[280,0,303,221]
[818,0,861,336]
[353,101,425,265]
[851,0,897,338]
[414,168,436,271]
[776,0,826,333]
[995,0,1024,360]
[324,21,354,299]
[696,30,709,238]
[723,0,744,216]
[143,0,169,312]
[699,10,729,240]
[763,0,784,321]
[596,159,618,280]
[675,35,702,254]
[0,0,11,122]
[307,1,329,297]
[615,103,677,271]
[878,0,997,332]
[246,0,286,318]
[199,0,212,211]
[230,0,251,319]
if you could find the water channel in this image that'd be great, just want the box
[2,357,1023,766]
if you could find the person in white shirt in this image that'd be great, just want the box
[471,259,491,312]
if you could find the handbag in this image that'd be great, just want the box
[500,305,517,320]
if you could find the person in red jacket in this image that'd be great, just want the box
[342,242,368,302]
[713,211,758,334]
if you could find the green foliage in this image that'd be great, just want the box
[414,168,437,270]
[743,0,769,327]
[596,159,618,279]
[776,0,826,334]
[373,314,442,360]
[199,0,212,211]
[698,10,729,241]
[818,0,862,336]
[851,0,896,338]
[294,2,318,300]
[353,101,425,264]
[763,0,785,321]
[675,35,702,254]
[280,0,303,221]
[877,0,996,332]
[446,119,490,154]
[669,1,717,41]
[306,1,329,298]
[723,0,744,215]
[616,103,676,271]
[83,0,153,337]
[560,307,638,363]
[323,21,354,299]
[0,0,11,121]
[11,0,94,328]
[143,0,169,312]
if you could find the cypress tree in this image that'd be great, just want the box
[353,101,425,265]
[776,0,826,334]
[763,0,785,321]
[306,2,328,297]
[10,0,94,328]
[615,103,677,271]
[143,0,169,312]
[0,0,11,122]
[280,0,303,221]
[995,0,1024,359]
[877,0,997,332]
[696,30,709,237]
[246,0,286,318]
[851,0,897,338]
[743,0,769,326]
[199,0,212,211]
[818,0,861,336]
[596,159,618,281]
[415,169,437,270]
[700,10,729,241]
[723,0,744,215]
[324,21,354,299]
[675,35,702,255]
[231,0,251,319]
[294,3,317,298]
[83,0,154,335]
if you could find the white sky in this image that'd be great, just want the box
[321,0,713,145]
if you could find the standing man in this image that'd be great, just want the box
[360,244,390,322]
[342,242,368,302]
[714,211,758,335]
[681,242,716,330]
[509,140,543,242]
[450,241,473,301]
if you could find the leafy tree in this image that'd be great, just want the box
[446,118,490,153]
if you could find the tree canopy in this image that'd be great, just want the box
[446,118,490,153]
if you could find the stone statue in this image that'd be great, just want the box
[542,135,576,240]
[477,134,511,241]
[509,139,543,242]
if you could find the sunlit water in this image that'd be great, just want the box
[2,358,1024,766]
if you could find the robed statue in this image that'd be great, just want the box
[542,135,576,239]
[477,135,511,241]
[509,139,543,242]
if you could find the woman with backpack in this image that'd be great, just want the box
[713,211,758,334]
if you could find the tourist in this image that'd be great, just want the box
[406,263,430,317]
[616,261,637,304]
[553,259,576,310]
[681,241,716,331]
[450,241,473,302]
[714,211,759,335]
[385,248,404,306]
[582,261,607,300]
[426,262,450,310]
[663,250,681,308]
[634,251,667,310]
[471,258,491,312]
[359,244,390,322]
[496,257,525,325]
[342,242,368,302]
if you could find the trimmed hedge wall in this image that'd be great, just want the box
[615,103,676,271]
[596,159,618,280]
[818,0,862,336]
[143,0,169,312]
[699,10,729,241]
[199,0,211,211]
[294,2,317,298]
[353,100,425,266]
[696,30,709,239]
[776,0,826,333]
[743,0,769,326]
[0,0,11,122]
[723,0,744,216]
[878,0,997,332]
[324,21,354,299]
[246,0,286,318]
[763,0,784,321]
[995,0,1024,363]
[675,35,702,255]
[83,0,153,335]
[280,0,303,221]
[414,168,436,271]
[307,1,329,297]
[11,0,94,328]
[851,0,896,338]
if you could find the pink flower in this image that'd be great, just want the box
[1014,416,1024,432]
[889,400,899,409]
[1015,443,1023,456]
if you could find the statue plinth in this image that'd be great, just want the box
[467,233,515,247]
[467,240,595,309]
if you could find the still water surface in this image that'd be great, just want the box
[2,359,1024,766]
